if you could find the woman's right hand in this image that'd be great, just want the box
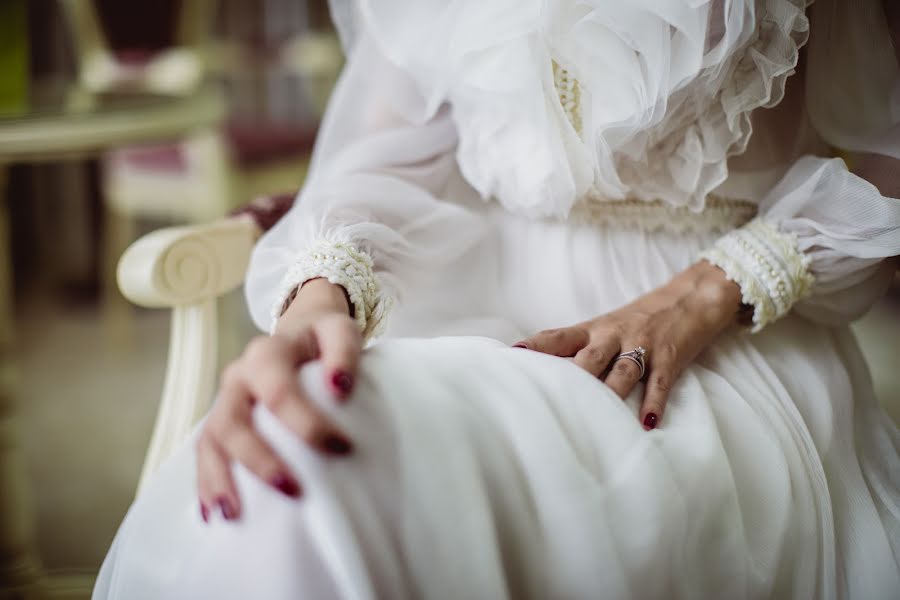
[196,278,363,523]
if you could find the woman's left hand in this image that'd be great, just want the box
[512,261,746,430]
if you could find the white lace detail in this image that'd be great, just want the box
[270,239,393,342]
[615,0,810,209]
[553,61,582,137]
[566,193,757,234]
[699,218,814,332]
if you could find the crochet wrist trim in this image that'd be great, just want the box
[271,239,393,342]
[699,218,814,332]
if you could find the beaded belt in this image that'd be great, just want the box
[564,194,758,234]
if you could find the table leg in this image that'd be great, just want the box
[0,166,45,598]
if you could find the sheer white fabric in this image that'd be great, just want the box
[250,0,900,337]
[96,1,900,598]
[244,30,488,336]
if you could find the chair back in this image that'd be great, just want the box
[57,0,212,95]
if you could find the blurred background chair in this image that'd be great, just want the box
[56,0,340,343]
[58,0,210,99]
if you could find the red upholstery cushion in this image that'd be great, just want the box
[230,193,296,231]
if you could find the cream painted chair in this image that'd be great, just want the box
[117,194,294,492]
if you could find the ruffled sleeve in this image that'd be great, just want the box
[701,157,900,330]
[700,0,900,331]
[243,30,485,342]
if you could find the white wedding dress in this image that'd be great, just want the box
[95,1,900,598]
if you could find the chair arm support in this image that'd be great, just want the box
[117,215,261,308]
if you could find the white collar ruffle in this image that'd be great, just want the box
[356,0,810,218]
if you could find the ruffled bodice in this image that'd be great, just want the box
[247,0,900,341]
[361,0,811,218]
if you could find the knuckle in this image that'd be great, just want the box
[613,360,635,376]
[263,378,296,409]
[651,371,672,393]
[610,322,628,337]
[244,336,273,361]
[220,363,242,386]
[585,345,607,363]
[207,414,236,440]
[657,342,679,362]
[547,329,568,342]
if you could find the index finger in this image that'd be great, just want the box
[243,333,354,456]
[310,314,362,400]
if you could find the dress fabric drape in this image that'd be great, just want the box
[94,1,900,598]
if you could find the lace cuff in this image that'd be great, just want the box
[699,218,814,332]
[270,239,393,342]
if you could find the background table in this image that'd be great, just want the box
[0,81,225,599]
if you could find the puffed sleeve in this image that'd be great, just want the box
[243,29,485,341]
[700,0,900,331]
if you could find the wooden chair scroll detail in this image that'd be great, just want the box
[117,193,295,493]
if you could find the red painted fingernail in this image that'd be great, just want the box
[331,370,354,397]
[512,343,528,349]
[218,497,237,520]
[200,502,209,524]
[271,473,301,498]
[323,435,353,455]
[643,413,658,431]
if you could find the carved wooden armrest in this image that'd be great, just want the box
[117,194,294,308]
[121,193,295,493]
[116,215,260,308]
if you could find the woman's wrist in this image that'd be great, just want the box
[274,278,352,337]
[668,261,746,330]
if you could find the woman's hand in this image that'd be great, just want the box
[197,278,362,522]
[512,261,745,430]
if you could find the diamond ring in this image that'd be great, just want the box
[613,346,646,379]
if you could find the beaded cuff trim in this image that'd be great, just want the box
[271,239,393,342]
[699,218,814,332]
[566,194,758,234]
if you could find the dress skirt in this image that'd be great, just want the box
[93,206,900,599]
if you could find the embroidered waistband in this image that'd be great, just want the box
[565,194,757,234]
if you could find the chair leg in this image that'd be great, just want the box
[136,298,218,494]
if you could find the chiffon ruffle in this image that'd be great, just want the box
[342,0,810,216]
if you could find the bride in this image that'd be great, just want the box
[95,0,900,598]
